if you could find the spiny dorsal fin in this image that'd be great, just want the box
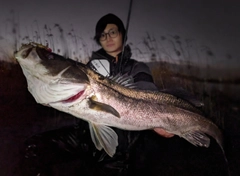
[108,73,136,89]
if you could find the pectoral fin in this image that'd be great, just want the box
[89,122,118,157]
[89,96,120,118]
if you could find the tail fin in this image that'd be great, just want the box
[182,126,230,176]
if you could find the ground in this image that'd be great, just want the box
[0,61,239,176]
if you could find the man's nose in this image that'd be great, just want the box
[106,34,112,41]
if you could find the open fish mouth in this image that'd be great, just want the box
[15,42,51,60]
[16,45,33,59]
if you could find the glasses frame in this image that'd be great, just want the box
[100,29,119,41]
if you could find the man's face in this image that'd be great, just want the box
[99,24,123,57]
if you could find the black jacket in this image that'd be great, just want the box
[87,45,158,91]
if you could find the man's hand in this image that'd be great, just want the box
[153,128,174,138]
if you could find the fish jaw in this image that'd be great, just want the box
[14,44,42,79]
[14,44,35,62]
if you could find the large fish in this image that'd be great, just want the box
[14,43,224,157]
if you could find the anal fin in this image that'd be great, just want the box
[181,130,210,147]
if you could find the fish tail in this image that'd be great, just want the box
[181,123,230,175]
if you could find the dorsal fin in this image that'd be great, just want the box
[108,73,136,89]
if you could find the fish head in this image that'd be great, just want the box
[14,43,91,105]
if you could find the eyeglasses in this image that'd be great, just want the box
[100,29,119,41]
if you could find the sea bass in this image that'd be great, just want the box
[14,43,224,157]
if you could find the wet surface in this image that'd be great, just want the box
[0,61,239,176]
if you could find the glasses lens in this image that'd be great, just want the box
[100,29,119,41]
[109,30,118,38]
[100,33,107,41]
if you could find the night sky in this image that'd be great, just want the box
[0,0,240,68]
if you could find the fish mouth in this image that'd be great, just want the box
[15,44,34,60]
[15,42,53,61]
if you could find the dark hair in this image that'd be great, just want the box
[94,13,126,45]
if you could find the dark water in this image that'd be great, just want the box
[0,61,239,176]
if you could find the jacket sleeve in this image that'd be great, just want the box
[130,61,159,91]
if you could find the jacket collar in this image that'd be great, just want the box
[92,45,132,64]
